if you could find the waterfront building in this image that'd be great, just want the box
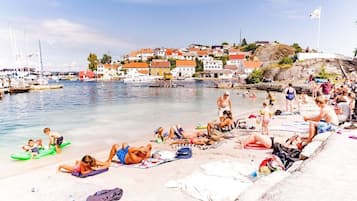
[96,63,120,80]
[150,60,170,76]
[227,54,245,67]
[123,62,150,75]
[242,61,262,74]
[173,60,196,78]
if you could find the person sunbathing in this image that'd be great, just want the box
[106,143,152,165]
[167,124,205,140]
[303,96,339,142]
[207,110,236,136]
[170,136,218,146]
[237,132,307,150]
[58,155,109,175]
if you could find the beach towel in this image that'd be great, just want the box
[72,168,109,178]
[133,158,178,169]
[166,160,252,201]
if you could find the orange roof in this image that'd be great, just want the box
[138,70,149,74]
[229,54,245,60]
[176,60,196,67]
[123,62,149,68]
[197,50,209,56]
[151,61,170,68]
[188,47,200,52]
[103,64,119,69]
[243,61,262,68]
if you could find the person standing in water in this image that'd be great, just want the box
[217,91,232,122]
[284,83,296,113]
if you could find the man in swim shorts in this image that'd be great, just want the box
[217,91,232,122]
[106,143,152,165]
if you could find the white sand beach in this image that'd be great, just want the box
[1,94,355,201]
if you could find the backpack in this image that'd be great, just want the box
[175,147,192,159]
[86,187,123,201]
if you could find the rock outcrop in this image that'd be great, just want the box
[254,44,295,63]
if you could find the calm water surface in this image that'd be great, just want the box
[0,80,266,176]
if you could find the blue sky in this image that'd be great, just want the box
[0,0,356,71]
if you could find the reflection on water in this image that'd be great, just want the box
[0,81,266,175]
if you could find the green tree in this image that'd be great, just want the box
[241,38,248,46]
[214,56,228,65]
[87,53,99,71]
[318,65,329,79]
[279,56,294,65]
[168,58,176,70]
[221,42,229,46]
[243,43,258,53]
[195,58,203,72]
[100,54,112,64]
[246,68,264,84]
[291,43,302,53]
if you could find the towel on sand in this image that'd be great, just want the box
[166,160,253,201]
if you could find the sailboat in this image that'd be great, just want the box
[30,40,63,90]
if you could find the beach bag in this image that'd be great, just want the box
[175,147,192,159]
[259,155,285,175]
[275,110,282,116]
[86,187,123,201]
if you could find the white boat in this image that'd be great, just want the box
[123,73,160,84]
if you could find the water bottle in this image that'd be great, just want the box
[248,159,258,181]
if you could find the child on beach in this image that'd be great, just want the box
[260,101,272,135]
[43,127,63,153]
[58,155,109,175]
[22,139,43,158]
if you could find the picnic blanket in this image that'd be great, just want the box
[166,160,253,201]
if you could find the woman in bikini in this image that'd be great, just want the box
[58,155,109,175]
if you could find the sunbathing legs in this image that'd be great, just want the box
[241,133,273,148]
[106,143,152,165]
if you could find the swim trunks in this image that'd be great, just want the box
[116,146,130,164]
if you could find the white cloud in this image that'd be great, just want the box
[0,18,136,70]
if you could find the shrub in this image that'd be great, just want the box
[246,68,264,84]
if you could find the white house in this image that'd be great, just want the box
[203,60,223,71]
[227,54,245,67]
[154,48,166,58]
[96,63,120,80]
[173,60,196,78]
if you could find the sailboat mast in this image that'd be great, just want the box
[38,40,43,78]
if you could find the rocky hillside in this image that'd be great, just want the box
[263,58,356,81]
[254,43,295,63]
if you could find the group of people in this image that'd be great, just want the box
[24,80,357,176]
[22,128,64,158]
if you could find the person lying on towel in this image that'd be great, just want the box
[58,155,109,175]
[106,143,152,165]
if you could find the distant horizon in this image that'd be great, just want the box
[0,0,356,71]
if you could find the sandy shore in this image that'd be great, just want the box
[1,94,328,201]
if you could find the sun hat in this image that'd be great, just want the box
[224,91,230,96]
